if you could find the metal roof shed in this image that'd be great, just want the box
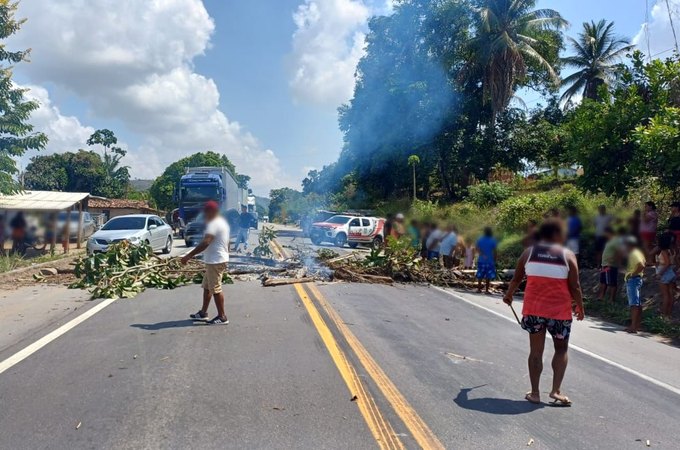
[0,191,90,253]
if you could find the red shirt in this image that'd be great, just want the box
[522,244,573,320]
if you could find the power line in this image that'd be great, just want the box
[664,0,680,53]
[646,0,652,61]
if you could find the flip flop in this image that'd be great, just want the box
[525,392,541,404]
[549,392,572,407]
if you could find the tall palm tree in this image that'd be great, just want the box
[470,0,567,121]
[561,20,633,103]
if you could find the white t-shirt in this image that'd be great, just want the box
[594,214,613,237]
[426,229,445,252]
[439,232,458,256]
[203,216,230,264]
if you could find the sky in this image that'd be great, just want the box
[8,0,680,196]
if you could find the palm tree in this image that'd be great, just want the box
[407,155,420,200]
[471,0,567,121]
[561,20,633,103]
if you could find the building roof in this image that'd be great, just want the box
[88,198,158,211]
[0,190,89,212]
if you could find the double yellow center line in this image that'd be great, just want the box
[293,282,444,450]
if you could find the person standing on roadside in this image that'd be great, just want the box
[668,202,680,250]
[640,201,658,261]
[384,214,394,244]
[475,227,497,294]
[439,224,458,269]
[504,220,584,406]
[10,212,27,255]
[181,201,231,325]
[565,206,582,258]
[656,232,677,318]
[629,209,642,243]
[234,205,251,253]
[407,219,420,249]
[392,213,407,239]
[426,223,444,260]
[597,227,623,303]
[624,237,646,334]
[594,205,613,266]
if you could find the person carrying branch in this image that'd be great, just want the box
[181,201,231,325]
[503,219,585,406]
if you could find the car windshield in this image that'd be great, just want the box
[101,217,146,231]
[181,185,220,203]
[325,216,351,224]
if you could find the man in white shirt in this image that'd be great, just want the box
[181,201,231,325]
[594,205,613,266]
[439,224,459,269]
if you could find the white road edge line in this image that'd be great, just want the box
[0,298,117,375]
[432,286,680,397]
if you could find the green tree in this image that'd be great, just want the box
[149,151,238,211]
[24,150,113,195]
[0,0,47,194]
[23,153,68,191]
[469,0,566,121]
[561,20,633,103]
[87,129,130,198]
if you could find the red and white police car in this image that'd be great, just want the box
[309,215,385,249]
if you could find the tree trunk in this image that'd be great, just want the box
[412,165,417,201]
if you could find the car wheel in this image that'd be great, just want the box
[162,236,173,254]
[335,233,347,248]
[310,233,322,246]
[348,242,358,249]
[372,236,383,250]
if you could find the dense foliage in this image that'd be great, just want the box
[24,130,130,198]
[288,1,680,213]
[0,0,47,194]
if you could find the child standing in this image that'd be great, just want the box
[624,237,646,334]
[656,232,677,317]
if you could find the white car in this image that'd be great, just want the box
[87,214,173,255]
[309,215,385,249]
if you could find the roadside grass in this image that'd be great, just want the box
[584,297,680,340]
[0,251,72,274]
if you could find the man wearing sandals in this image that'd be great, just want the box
[503,220,585,406]
[181,201,230,325]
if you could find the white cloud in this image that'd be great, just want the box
[10,0,294,194]
[289,0,370,107]
[20,85,94,159]
[634,0,680,59]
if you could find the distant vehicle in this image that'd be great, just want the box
[176,167,247,225]
[57,211,97,240]
[184,210,239,248]
[246,193,258,228]
[262,215,269,223]
[309,215,385,249]
[87,214,173,255]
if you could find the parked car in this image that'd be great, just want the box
[57,211,97,240]
[309,215,385,249]
[87,214,173,255]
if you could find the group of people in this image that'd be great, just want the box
[594,202,680,328]
[383,214,499,294]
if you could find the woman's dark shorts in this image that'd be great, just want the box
[521,315,572,340]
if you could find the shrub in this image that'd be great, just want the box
[467,181,514,207]
[496,185,587,231]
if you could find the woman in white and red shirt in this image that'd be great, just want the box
[504,219,585,406]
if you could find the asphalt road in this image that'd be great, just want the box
[1,225,679,449]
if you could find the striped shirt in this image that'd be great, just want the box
[522,243,573,320]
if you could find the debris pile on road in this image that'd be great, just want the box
[67,241,231,299]
[314,238,508,292]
